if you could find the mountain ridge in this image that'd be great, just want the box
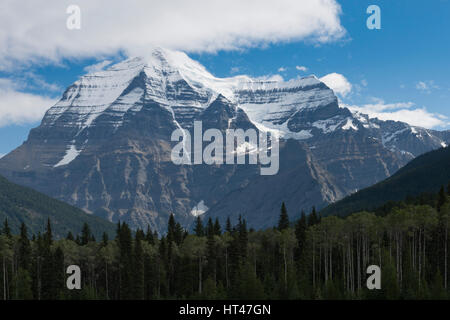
[320,145,450,217]
[0,174,116,238]
[1,47,449,233]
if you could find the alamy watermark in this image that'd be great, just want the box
[366,265,381,290]
[66,265,81,290]
[171,121,279,175]
[367,5,381,30]
[66,5,81,30]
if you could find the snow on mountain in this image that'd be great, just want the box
[190,200,209,217]
[2,47,450,233]
[43,57,146,132]
[54,144,81,167]
[40,47,449,167]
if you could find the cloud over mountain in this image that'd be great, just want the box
[0,79,56,127]
[0,0,345,69]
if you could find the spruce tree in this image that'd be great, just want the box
[295,211,307,258]
[308,206,319,226]
[238,216,248,259]
[438,185,447,211]
[206,219,217,283]
[102,232,109,246]
[117,222,133,299]
[174,222,184,245]
[146,225,155,245]
[278,202,289,231]
[81,222,92,245]
[41,219,56,299]
[44,218,53,246]
[225,217,232,233]
[194,216,204,237]
[53,247,65,298]
[66,231,74,241]
[18,222,31,271]
[134,232,145,299]
[214,218,222,236]
[2,218,11,238]
[207,217,214,237]
[167,214,176,244]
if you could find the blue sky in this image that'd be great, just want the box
[0,0,449,157]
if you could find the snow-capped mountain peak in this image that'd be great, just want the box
[1,48,450,233]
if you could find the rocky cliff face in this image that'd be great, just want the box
[1,48,449,233]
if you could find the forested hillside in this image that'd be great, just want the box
[0,174,116,238]
[321,146,450,217]
[1,188,450,300]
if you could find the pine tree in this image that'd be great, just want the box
[146,225,155,245]
[102,232,109,246]
[2,218,11,238]
[174,223,184,245]
[66,231,74,241]
[214,218,222,236]
[194,216,204,237]
[207,218,214,237]
[117,222,133,299]
[81,222,91,245]
[438,185,447,211]
[225,217,232,233]
[134,232,145,300]
[43,218,53,246]
[294,211,307,262]
[41,219,56,299]
[205,217,218,282]
[308,206,319,226]
[53,247,65,298]
[278,202,289,231]
[159,236,167,263]
[18,222,31,271]
[238,216,248,259]
[167,214,176,244]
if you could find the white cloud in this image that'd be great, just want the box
[416,81,428,91]
[83,60,112,73]
[0,79,57,127]
[416,80,439,93]
[230,66,240,74]
[320,72,352,97]
[0,0,345,69]
[345,100,447,129]
[278,67,287,72]
[25,72,62,92]
[255,74,284,82]
[295,65,308,72]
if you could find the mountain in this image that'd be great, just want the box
[0,174,116,238]
[321,145,450,217]
[0,47,449,233]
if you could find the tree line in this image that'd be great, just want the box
[1,186,450,299]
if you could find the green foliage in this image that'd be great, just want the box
[278,202,289,231]
[322,146,450,217]
[0,174,115,239]
[0,183,450,300]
